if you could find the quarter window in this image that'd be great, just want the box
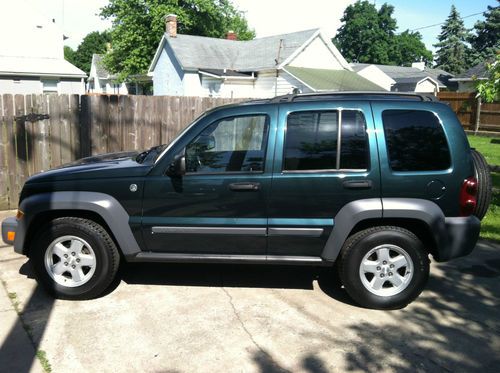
[382,110,451,171]
[284,110,368,171]
[186,115,269,173]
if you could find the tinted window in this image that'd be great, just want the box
[340,111,369,169]
[382,110,451,171]
[284,110,368,171]
[284,111,338,170]
[186,115,269,173]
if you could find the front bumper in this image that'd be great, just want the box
[1,217,18,246]
[436,216,481,262]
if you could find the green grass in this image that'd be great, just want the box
[467,135,500,166]
[481,172,500,241]
[467,136,500,241]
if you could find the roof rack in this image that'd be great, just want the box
[269,91,438,103]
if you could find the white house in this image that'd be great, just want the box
[351,62,455,94]
[148,15,383,98]
[88,54,128,95]
[0,1,86,94]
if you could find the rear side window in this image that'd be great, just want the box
[284,110,368,171]
[382,110,451,171]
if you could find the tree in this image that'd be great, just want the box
[469,1,500,65]
[100,0,255,81]
[391,31,433,66]
[476,53,500,103]
[69,31,111,74]
[434,5,472,75]
[333,1,432,66]
[64,46,76,65]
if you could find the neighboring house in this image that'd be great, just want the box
[149,15,383,98]
[88,54,128,95]
[449,62,489,92]
[351,62,455,94]
[0,1,86,94]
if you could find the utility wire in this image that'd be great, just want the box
[409,11,484,32]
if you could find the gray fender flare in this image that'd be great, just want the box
[321,198,382,261]
[16,191,141,257]
[321,198,446,262]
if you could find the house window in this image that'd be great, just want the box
[42,79,58,93]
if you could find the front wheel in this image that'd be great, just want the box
[30,217,120,300]
[338,226,429,309]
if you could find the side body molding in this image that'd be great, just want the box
[15,192,141,257]
[321,199,383,261]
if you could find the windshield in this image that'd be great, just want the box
[153,112,210,164]
[135,144,168,164]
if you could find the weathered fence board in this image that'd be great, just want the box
[438,92,500,133]
[0,94,249,209]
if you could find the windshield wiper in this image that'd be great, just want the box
[135,145,167,164]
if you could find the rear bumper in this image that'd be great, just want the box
[436,216,481,262]
[1,217,18,246]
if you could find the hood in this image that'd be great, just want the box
[53,151,139,169]
[26,151,152,184]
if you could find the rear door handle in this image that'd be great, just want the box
[229,182,260,191]
[342,180,373,189]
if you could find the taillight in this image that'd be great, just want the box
[459,177,477,216]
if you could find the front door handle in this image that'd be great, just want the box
[342,180,373,189]
[229,182,260,191]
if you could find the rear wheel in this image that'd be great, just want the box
[338,226,429,309]
[471,149,492,220]
[30,217,119,300]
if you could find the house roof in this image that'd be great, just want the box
[284,66,385,91]
[0,55,86,78]
[391,76,439,92]
[450,62,489,81]
[351,63,453,88]
[91,54,115,80]
[150,29,350,73]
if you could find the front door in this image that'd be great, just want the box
[141,106,277,255]
[267,101,380,257]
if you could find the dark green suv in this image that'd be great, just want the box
[2,92,490,309]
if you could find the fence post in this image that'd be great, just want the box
[474,96,482,134]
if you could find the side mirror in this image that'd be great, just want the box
[167,154,186,177]
[197,135,216,151]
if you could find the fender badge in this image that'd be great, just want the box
[129,184,138,192]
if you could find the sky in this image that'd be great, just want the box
[16,0,497,52]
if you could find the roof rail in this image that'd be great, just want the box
[269,91,438,103]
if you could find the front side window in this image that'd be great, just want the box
[186,115,269,173]
[284,110,368,171]
[382,110,451,171]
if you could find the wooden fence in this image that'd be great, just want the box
[0,94,244,210]
[437,92,500,133]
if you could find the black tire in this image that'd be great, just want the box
[338,226,429,310]
[471,149,492,220]
[30,217,120,300]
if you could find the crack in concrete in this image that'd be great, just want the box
[220,287,287,371]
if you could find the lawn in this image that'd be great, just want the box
[467,135,499,241]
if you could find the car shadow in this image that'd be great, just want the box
[117,261,357,306]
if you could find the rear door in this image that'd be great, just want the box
[267,101,380,257]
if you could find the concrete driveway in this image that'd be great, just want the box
[0,210,499,373]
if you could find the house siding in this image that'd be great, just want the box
[288,37,344,70]
[153,43,184,96]
[0,76,85,94]
[415,80,438,93]
[355,65,393,91]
